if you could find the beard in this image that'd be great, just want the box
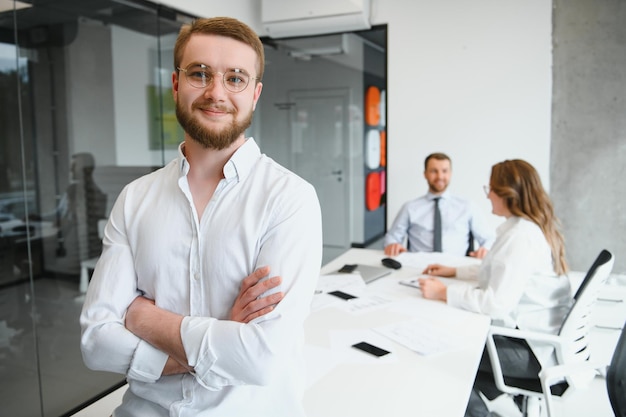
[428,180,448,194]
[176,99,253,150]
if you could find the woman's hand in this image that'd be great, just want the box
[418,277,447,302]
[422,263,456,277]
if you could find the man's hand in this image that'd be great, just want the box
[468,246,488,259]
[384,243,406,257]
[230,266,284,323]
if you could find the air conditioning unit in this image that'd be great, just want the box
[261,0,371,39]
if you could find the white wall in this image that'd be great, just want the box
[154,0,552,232]
[370,0,552,231]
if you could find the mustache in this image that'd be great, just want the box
[193,100,232,113]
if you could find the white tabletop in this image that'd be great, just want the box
[303,248,490,417]
[74,249,626,417]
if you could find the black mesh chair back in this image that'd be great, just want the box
[606,320,626,417]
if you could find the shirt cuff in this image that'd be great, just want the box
[181,316,232,390]
[127,339,168,383]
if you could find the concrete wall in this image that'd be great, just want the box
[551,0,626,273]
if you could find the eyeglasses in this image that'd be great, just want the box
[483,185,491,196]
[177,63,258,93]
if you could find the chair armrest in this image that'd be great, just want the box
[486,326,565,396]
[489,325,562,347]
[540,361,605,389]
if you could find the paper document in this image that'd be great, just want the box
[375,318,465,356]
[341,294,392,314]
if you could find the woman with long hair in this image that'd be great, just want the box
[419,159,572,416]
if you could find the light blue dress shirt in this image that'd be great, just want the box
[384,191,495,256]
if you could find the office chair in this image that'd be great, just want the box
[606,320,626,416]
[485,249,615,417]
[538,318,626,417]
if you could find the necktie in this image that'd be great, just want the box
[433,197,442,252]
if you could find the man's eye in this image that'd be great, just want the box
[226,75,245,84]
[189,71,208,79]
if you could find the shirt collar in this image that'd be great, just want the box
[176,138,261,182]
[426,190,450,201]
[225,137,259,182]
[497,215,521,236]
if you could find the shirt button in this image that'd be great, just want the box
[193,272,200,280]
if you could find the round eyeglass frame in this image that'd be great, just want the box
[177,63,259,93]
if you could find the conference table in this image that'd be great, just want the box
[72,247,626,417]
[302,248,490,417]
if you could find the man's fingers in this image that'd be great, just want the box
[243,275,282,301]
[241,266,271,289]
[245,291,283,314]
[240,291,284,322]
[231,267,285,323]
[242,305,275,324]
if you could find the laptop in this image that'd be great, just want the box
[355,264,392,284]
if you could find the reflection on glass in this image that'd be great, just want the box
[1,2,387,415]
[0,1,193,416]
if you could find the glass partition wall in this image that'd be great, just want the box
[0,1,387,414]
[0,1,193,415]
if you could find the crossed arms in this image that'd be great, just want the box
[124,266,283,376]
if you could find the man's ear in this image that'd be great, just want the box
[252,82,263,111]
[172,71,179,100]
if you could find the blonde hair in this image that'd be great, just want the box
[490,159,568,275]
[174,17,264,81]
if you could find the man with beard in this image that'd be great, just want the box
[80,17,322,417]
[384,152,494,259]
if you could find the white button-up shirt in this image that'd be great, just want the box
[384,191,495,256]
[80,138,323,417]
[448,216,572,366]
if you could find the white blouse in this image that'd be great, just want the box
[447,216,572,366]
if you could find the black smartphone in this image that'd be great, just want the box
[327,290,357,300]
[352,341,391,357]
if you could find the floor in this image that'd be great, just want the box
[1,242,624,417]
[0,276,124,417]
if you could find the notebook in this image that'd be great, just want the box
[355,264,392,284]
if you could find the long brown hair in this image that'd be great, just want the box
[174,17,265,81]
[490,159,568,275]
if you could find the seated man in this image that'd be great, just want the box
[384,152,494,258]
